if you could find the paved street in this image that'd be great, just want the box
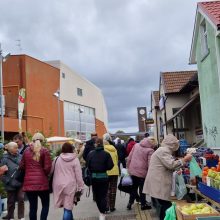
[4,186,160,220]
[10,187,136,220]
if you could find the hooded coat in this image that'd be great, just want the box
[143,134,183,201]
[127,138,154,178]
[52,153,84,210]
[104,144,119,176]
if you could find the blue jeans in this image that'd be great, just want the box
[63,208,73,220]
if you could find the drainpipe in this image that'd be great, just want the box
[155,109,159,144]
[164,96,168,135]
[215,32,220,96]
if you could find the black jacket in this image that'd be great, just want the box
[115,143,126,161]
[86,147,114,173]
[83,139,96,161]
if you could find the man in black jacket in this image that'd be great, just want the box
[13,134,28,155]
[86,138,114,219]
[83,132,98,161]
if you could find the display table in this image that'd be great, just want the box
[186,184,220,209]
[193,188,220,209]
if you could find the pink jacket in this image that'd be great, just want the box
[52,153,84,210]
[127,138,154,178]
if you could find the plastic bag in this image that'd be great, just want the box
[164,202,176,220]
[189,156,202,178]
[175,174,187,200]
[121,175,133,186]
[121,168,128,177]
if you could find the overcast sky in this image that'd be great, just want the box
[0,0,199,133]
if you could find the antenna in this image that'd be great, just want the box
[15,39,22,52]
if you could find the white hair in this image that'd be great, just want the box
[6,142,18,153]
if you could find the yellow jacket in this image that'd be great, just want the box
[104,144,119,176]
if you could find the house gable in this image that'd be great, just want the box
[190,1,220,64]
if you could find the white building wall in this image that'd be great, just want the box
[46,60,108,129]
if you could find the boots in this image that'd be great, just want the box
[99,213,106,220]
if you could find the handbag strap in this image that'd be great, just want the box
[52,156,59,174]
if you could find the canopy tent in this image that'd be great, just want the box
[46,136,82,151]
[46,136,74,143]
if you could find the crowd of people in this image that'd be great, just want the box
[0,131,192,220]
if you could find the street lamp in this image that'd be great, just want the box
[78,107,84,140]
[0,44,10,143]
[53,89,60,136]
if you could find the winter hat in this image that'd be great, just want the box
[103,133,112,142]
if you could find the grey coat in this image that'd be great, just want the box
[143,134,183,201]
[1,153,22,191]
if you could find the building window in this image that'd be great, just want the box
[172,108,184,129]
[77,88,83,96]
[62,72,65,78]
[200,20,209,58]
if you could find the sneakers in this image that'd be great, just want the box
[141,204,152,210]
[127,203,132,210]
[99,213,106,220]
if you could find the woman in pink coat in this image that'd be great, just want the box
[127,137,157,210]
[52,142,84,220]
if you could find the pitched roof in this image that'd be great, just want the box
[161,70,197,94]
[198,1,220,29]
[152,91,159,107]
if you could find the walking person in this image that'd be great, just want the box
[76,142,86,173]
[13,134,28,155]
[115,138,126,173]
[52,142,84,220]
[1,142,25,220]
[143,134,192,220]
[83,132,98,161]
[103,133,119,213]
[19,132,52,220]
[86,138,114,220]
[126,137,157,211]
[126,138,136,156]
[1,134,29,220]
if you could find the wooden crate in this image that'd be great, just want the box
[176,203,220,220]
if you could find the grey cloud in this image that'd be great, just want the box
[0,0,199,132]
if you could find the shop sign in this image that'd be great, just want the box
[146,119,154,124]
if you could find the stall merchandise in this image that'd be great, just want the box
[176,202,219,220]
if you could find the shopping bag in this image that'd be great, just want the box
[121,168,128,177]
[189,156,202,178]
[121,175,133,186]
[118,177,133,194]
[175,174,187,200]
[164,202,176,220]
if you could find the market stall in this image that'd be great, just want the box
[170,146,220,220]
[46,136,81,151]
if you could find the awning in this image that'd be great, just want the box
[166,93,199,124]
[46,136,81,143]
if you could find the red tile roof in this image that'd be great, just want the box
[161,71,197,94]
[152,91,159,107]
[198,1,220,29]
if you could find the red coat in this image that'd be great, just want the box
[126,141,136,156]
[20,147,52,191]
